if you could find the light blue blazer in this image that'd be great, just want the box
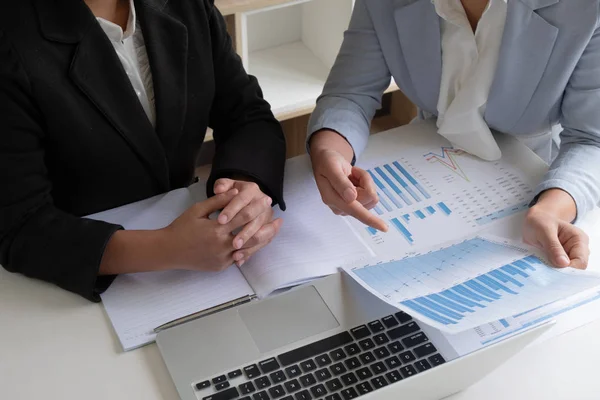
[308,0,600,219]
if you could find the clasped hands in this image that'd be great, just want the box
[164,178,282,272]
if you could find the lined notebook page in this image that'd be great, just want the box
[240,156,374,298]
[101,268,253,351]
[88,183,253,351]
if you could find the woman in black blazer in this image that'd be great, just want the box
[0,0,287,301]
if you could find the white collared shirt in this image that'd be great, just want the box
[433,0,507,161]
[96,0,156,127]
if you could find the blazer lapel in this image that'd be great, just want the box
[394,0,442,113]
[136,0,188,159]
[485,0,559,130]
[36,0,170,191]
[69,27,170,191]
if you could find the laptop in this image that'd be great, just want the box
[157,272,552,400]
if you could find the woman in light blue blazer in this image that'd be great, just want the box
[308,0,600,269]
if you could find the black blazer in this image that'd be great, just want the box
[0,0,287,301]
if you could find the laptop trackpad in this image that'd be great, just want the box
[239,286,339,354]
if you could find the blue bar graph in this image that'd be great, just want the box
[373,205,383,215]
[490,269,524,288]
[374,168,408,208]
[454,284,492,303]
[402,214,411,223]
[392,161,431,200]
[386,163,421,203]
[465,280,501,300]
[377,166,413,206]
[513,260,536,272]
[524,256,545,267]
[426,206,436,215]
[390,218,413,244]
[501,264,529,278]
[353,237,600,329]
[377,192,393,213]
[369,170,403,209]
[437,202,452,215]
[402,300,457,325]
[414,297,464,320]
[441,289,485,308]
[477,275,518,295]
[367,227,378,236]
[414,210,426,219]
[428,294,474,313]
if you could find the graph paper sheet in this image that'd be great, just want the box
[345,236,600,333]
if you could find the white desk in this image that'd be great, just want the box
[2,127,600,400]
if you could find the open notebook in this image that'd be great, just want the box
[88,157,373,351]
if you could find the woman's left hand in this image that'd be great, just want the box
[523,206,590,270]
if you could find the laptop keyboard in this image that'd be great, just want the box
[195,312,445,400]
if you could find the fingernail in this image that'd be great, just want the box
[218,214,228,224]
[215,184,224,192]
[235,238,244,249]
[559,255,570,266]
[343,188,355,202]
[234,252,244,261]
[238,260,245,267]
[265,197,272,206]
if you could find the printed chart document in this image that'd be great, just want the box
[88,157,372,351]
[444,287,600,355]
[344,235,600,333]
[442,208,600,355]
[347,120,545,259]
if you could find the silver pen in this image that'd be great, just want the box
[154,294,258,333]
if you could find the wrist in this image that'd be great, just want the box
[530,189,577,222]
[100,229,173,275]
[309,129,355,163]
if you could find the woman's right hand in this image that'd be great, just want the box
[100,189,281,275]
[310,130,388,232]
[162,188,281,272]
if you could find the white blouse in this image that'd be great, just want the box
[96,0,156,127]
[433,0,508,161]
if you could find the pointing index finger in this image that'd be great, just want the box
[345,200,388,232]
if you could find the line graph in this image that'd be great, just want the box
[424,147,470,182]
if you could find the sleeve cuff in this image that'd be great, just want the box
[532,178,586,224]
[307,97,371,160]
[206,169,285,211]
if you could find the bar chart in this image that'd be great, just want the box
[447,288,600,355]
[364,201,455,246]
[348,237,600,332]
[367,161,431,213]
[351,143,537,260]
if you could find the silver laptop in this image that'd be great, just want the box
[157,272,552,400]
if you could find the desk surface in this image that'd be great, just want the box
[2,128,600,400]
